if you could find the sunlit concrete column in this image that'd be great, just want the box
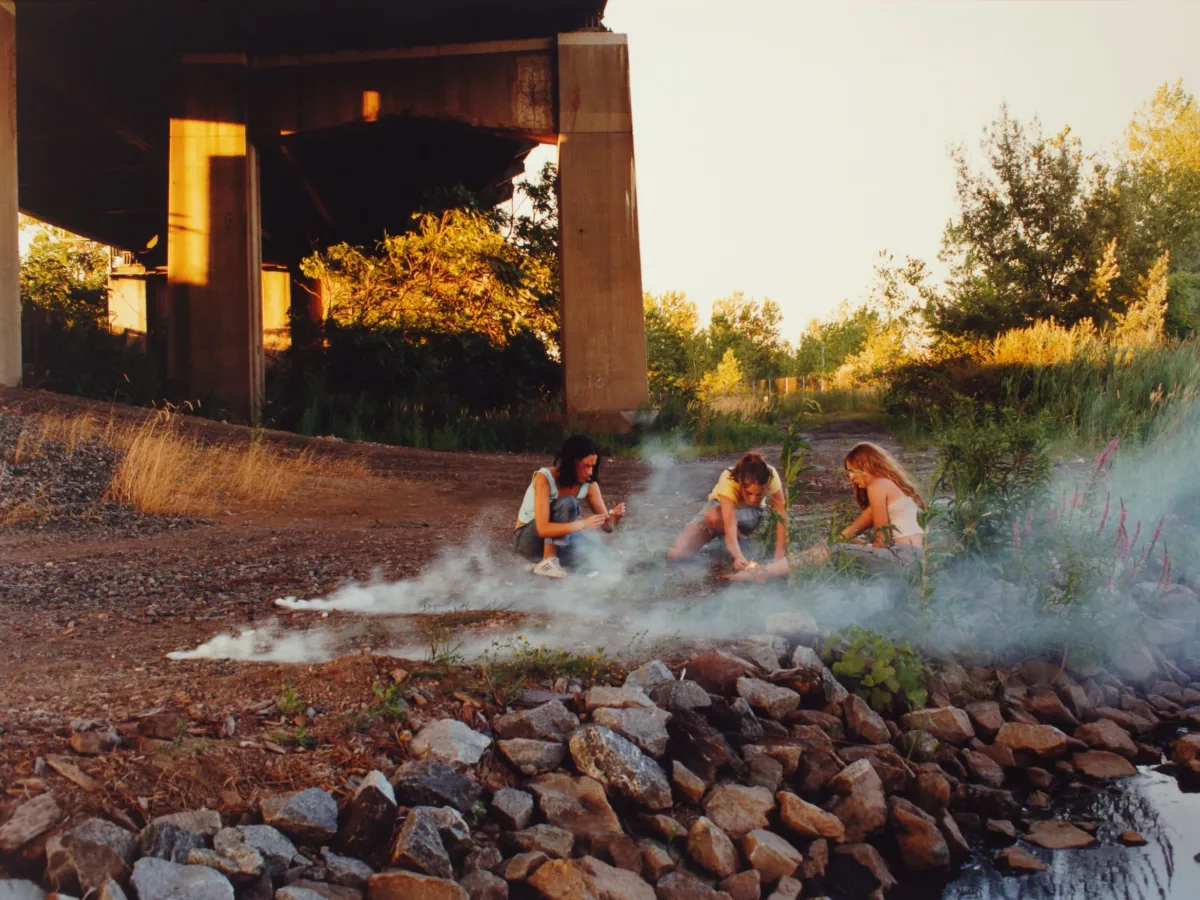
[556,32,648,433]
[167,57,263,422]
[0,2,20,387]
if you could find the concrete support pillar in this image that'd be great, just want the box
[0,2,20,387]
[556,33,648,432]
[167,58,263,422]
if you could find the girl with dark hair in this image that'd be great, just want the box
[513,434,626,579]
[667,452,787,570]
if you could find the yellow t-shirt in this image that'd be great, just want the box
[708,465,783,506]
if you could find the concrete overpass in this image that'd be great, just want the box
[0,0,648,429]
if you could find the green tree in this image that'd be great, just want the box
[706,292,789,382]
[19,220,110,324]
[791,301,879,376]
[644,290,705,394]
[929,107,1119,339]
[698,347,745,402]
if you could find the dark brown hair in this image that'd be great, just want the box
[730,452,771,486]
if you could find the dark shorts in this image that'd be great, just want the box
[690,499,765,537]
[514,496,582,563]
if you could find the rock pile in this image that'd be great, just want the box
[6,628,1200,899]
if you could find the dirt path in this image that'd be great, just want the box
[0,388,922,830]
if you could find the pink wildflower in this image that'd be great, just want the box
[1092,436,1121,475]
[1097,493,1111,534]
[1159,546,1172,590]
[1025,507,1034,536]
[1012,518,1021,551]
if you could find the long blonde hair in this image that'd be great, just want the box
[844,442,925,511]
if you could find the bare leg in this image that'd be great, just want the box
[667,522,714,561]
[722,556,790,582]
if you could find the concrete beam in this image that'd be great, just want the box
[167,59,264,422]
[0,1,18,387]
[251,39,556,141]
[556,33,648,429]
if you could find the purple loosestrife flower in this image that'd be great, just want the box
[1092,436,1120,475]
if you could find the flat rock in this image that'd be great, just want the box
[576,856,656,900]
[278,881,361,900]
[905,708,975,745]
[1028,689,1079,729]
[388,808,452,879]
[527,774,622,838]
[1072,750,1137,779]
[1075,720,1138,758]
[964,701,1005,738]
[963,750,1005,788]
[213,825,299,877]
[671,760,707,803]
[1119,830,1148,846]
[585,686,656,711]
[139,822,207,863]
[147,811,223,839]
[777,791,845,840]
[130,858,235,900]
[366,871,467,900]
[625,661,675,692]
[492,701,580,741]
[889,797,950,872]
[338,771,397,858]
[686,817,739,879]
[1026,820,1097,849]
[410,720,493,768]
[568,725,672,809]
[491,788,534,831]
[827,758,881,796]
[1170,733,1200,764]
[638,841,675,882]
[497,739,566,776]
[260,789,338,844]
[458,870,507,900]
[684,649,757,695]
[702,784,775,838]
[187,847,263,882]
[718,870,760,900]
[592,707,672,758]
[391,760,482,813]
[994,723,1068,757]
[653,871,734,900]
[506,824,575,860]
[748,755,784,792]
[827,761,888,844]
[736,678,801,721]
[46,818,139,894]
[986,819,1017,842]
[321,849,374,889]
[497,852,549,882]
[994,846,1047,873]
[741,830,802,882]
[649,680,711,712]
[845,695,890,744]
[0,792,61,852]
[909,768,951,816]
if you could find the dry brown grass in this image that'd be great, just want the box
[26,410,368,517]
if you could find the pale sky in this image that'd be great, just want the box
[525,0,1200,340]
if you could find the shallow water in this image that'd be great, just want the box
[907,769,1200,900]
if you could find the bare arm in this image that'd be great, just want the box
[841,507,874,540]
[720,497,749,568]
[533,473,604,538]
[770,489,788,560]
[585,484,625,533]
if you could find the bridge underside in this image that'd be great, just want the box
[1,0,649,429]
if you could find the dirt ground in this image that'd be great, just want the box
[0,387,912,846]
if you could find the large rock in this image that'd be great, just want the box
[904,708,975,745]
[1075,720,1138,758]
[388,808,452,879]
[797,747,844,794]
[666,710,738,782]
[706,697,763,747]
[718,870,760,900]
[649,679,712,713]
[671,761,707,804]
[366,871,468,900]
[1028,689,1079,730]
[527,774,622,839]
[260,789,338,844]
[139,823,208,863]
[410,720,493,768]
[213,825,300,877]
[1171,733,1200,764]
[908,768,951,816]
[146,811,223,839]
[46,818,139,894]
[826,761,887,844]
[338,771,398,857]
[591,708,672,758]
[684,650,757,695]
[0,792,61,853]
[1025,821,1096,849]
[568,725,672,810]
[994,846,1048,873]
[736,678,801,721]
[458,870,507,900]
[497,852,549,882]
[391,760,482,814]
[585,686,656,712]
[994,723,1068,757]
[130,858,235,900]
[1072,750,1137,779]
[491,788,534,831]
[686,817,739,879]
[624,661,674,693]
[741,831,802,883]
[702,785,775,838]
[278,881,362,900]
[963,701,1004,738]
[832,844,897,894]
[888,798,949,872]
[653,871,734,900]
[764,876,801,900]
[844,695,890,745]
[492,701,579,741]
[497,739,566,776]
[506,824,575,860]
[962,750,1005,788]
[776,792,845,841]
[321,849,374,889]
[576,857,656,900]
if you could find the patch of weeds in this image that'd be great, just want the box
[823,625,930,713]
[479,636,626,689]
[270,724,318,750]
[369,681,410,721]
[424,625,465,668]
[277,680,306,717]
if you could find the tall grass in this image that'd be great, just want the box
[31,412,366,517]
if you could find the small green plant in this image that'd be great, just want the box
[270,724,318,750]
[825,625,930,712]
[480,636,625,688]
[369,681,410,721]
[277,681,306,717]
[424,626,465,668]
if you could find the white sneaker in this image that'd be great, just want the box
[531,558,568,579]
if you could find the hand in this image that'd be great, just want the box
[607,502,626,524]
[732,556,751,571]
[578,513,609,532]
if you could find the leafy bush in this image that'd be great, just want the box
[824,625,930,712]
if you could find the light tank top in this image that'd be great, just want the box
[886,494,923,538]
[516,467,590,527]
